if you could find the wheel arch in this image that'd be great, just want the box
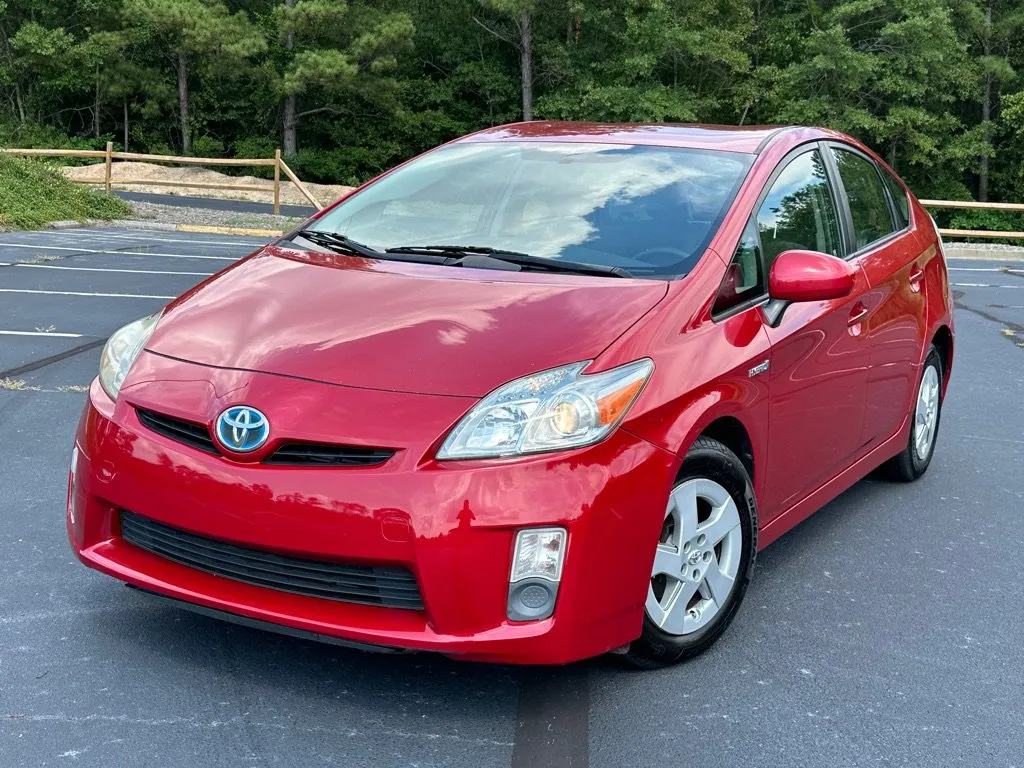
[625,387,767,507]
[930,324,953,389]
[697,416,755,484]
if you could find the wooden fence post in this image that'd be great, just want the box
[278,158,324,211]
[274,149,281,216]
[104,141,113,193]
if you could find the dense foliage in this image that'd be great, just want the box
[1,0,1022,204]
[0,153,131,228]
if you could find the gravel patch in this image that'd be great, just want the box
[125,200,304,231]
[62,161,352,207]
[943,242,1024,261]
[942,241,1024,253]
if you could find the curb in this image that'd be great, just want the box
[944,247,1024,262]
[48,219,100,230]
[177,224,283,237]
[109,220,178,232]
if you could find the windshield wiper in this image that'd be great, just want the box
[385,244,633,278]
[293,230,383,259]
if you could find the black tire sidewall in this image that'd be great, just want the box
[628,438,757,666]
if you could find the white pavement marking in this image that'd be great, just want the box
[948,267,1024,273]
[952,283,1023,288]
[0,329,83,338]
[1,262,212,277]
[0,242,238,261]
[45,229,268,247]
[946,282,1019,288]
[0,288,173,299]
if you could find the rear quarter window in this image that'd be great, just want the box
[881,171,910,228]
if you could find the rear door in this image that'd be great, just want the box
[825,145,926,446]
[755,146,873,518]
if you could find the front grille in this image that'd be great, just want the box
[134,407,394,468]
[120,511,423,610]
[136,408,218,454]
[265,442,394,467]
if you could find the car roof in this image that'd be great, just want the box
[455,122,833,155]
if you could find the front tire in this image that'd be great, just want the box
[624,437,757,669]
[887,346,943,482]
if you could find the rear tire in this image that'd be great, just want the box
[887,346,943,482]
[623,437,757,669]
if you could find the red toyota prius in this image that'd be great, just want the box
[68,123,953,666]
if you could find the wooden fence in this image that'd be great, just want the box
[2,143,324,215]
[919,199,1024,240]
[3,144,1024,240]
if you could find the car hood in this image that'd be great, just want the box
[145,247,668,397]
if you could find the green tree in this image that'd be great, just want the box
[537,0,751,122]
[473,0,537,121]
[1,0,1022,205]
[274,0,414,156]
[960,0,1024,200]
[122,0,266,153]
[751,0,974,196]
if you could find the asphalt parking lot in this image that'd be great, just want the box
[1,227,1022,768]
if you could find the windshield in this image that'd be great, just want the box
[311,141,753,278]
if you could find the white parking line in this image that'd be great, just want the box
[0,262,212,277]
[43,230,268,248]
[952,283,1023,288]
[0,329,83,338]
[0,242,238,261]
[0,288,173,299]
[948,267,1024,273]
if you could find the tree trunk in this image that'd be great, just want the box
[519,11,533,121]
[283,95,297,157]
[123,95,129,151]
[14,81,25,125]
[94,68,101,138]
[177,50,191,154]
[979,1,993,202]
[282,0,298,157]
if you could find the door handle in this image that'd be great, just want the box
[909,265,925,292]
[848,302,869,327]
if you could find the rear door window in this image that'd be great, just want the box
[831,148,897,250]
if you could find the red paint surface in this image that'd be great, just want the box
[69,123,954,664]
[768,249,858,303]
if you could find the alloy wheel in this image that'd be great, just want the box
[914,364,940,461]
[646,478,743,636]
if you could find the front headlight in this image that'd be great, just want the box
[98,312,162,400]
[437,359,653,460]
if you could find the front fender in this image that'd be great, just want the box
[620,308,771,510]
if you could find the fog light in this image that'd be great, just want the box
[507,528,565,622]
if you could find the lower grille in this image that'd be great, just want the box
[119,511,423,610]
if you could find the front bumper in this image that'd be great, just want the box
[68,353,678,664]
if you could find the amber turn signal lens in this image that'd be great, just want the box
[597,379,645,426]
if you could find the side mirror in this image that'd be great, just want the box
[768,250,856,303]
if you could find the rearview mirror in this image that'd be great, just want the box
[768,250,856,303]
